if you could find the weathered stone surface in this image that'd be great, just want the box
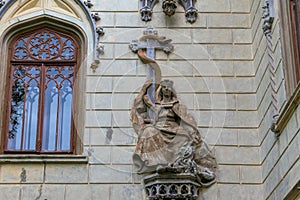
[93,0,138,11]
[0,185,20,200]
[209,45,252,60]
[218,165,240,183]
[216,146,260,164]
[45,164,88,183]
[86,111,112,127]
[111,146,134,164]
[193,29,232,43]
[198,0,230,12]
[90,165,132,183]
[0,164,44,183]
[65,185,92,200]
[111,184,143,200]
[207,14,250,28]
[230,0,251,12]
[193,61,234,76]
[238,129,260,146]
[21,185,65,200]
[241,166,262,183]
[86,146,111,164]
[87,128,135,146]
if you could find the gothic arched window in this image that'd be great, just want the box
[4,27,78,153]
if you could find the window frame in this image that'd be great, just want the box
[278,0,300,97]
[2,26,80,154]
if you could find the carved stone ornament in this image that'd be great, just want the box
[0,0,5,9]
[162,0,177,16]
[82,0,105,72]
[178,0,198,23]
[140,0,198,23]
[84,0,93,8]
[129,27,174,120]
[140,0,159,22]
[262,0,274,37]
[130,79,217,200]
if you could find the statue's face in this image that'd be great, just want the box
[161,85,172,97]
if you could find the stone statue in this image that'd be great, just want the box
[131,79,217,187]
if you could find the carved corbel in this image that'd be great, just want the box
[178,0,198,23]
[82,0,105,72]
[162,0,177,16]
[140,0,159,22]
[96,27,105,54]
[0,0,5,9]
[91,12,101,21]
[84,0,93,8]
[96,27,105,37]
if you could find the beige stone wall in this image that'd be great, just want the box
[1,0,299,199]
[254,0,300,199]
[86,0,261,199]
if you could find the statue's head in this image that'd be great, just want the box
[158,79,177,100]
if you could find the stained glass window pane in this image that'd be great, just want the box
[58,80,73,150]
[42,80,59,151]
[8,66,40,151]
[42,66,74,151]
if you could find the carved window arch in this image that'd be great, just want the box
[4,27,79,153]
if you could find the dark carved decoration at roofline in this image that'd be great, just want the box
[140,0,159,22]
[178,0,198,23]
[140,0,198,23]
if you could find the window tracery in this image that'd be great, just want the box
[5,28,78,153]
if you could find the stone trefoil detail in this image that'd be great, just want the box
[262,0,279,135]
[140,0,198,23]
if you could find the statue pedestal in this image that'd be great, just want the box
[143,172,200,200]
